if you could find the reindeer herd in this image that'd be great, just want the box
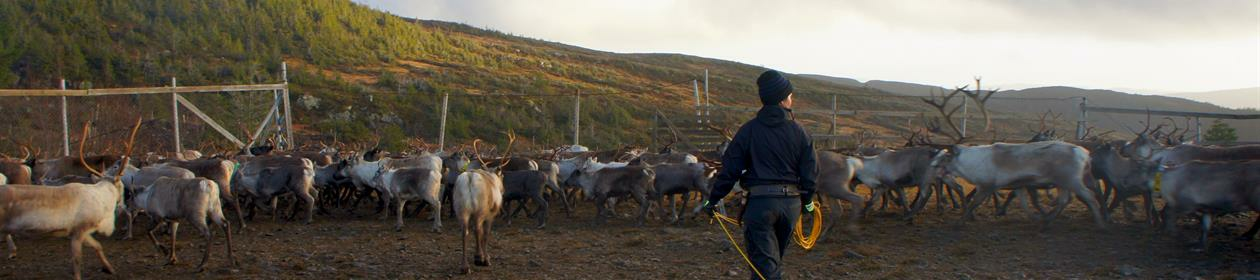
[0,89,1258,278]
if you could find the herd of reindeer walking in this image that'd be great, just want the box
[0,88,1257,279]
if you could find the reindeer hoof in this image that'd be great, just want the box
[101,266,115,274]
[394,226,404,232]
[461,266,472,275]
[474,256,490,267]
[431,228,442,234]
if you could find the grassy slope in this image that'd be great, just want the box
[0,0,1055,153]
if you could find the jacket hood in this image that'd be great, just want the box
[755,105,792,127]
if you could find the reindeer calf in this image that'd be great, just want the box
[373,167,443,232]
[133,177,236,270]
[501,170,554,228]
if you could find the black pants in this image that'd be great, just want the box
[742,196,801,280]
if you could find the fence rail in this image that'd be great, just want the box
[0,83,287,97]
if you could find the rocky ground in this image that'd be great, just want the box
[2,194,1258,279]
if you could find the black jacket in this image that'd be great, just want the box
[707,105,817,204]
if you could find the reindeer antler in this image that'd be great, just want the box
[495,130,518,169]
[920,86,969,144]
[962,87,998,133]
[704,123,734,141]
[79,123,104,178]
[471,139,489,168]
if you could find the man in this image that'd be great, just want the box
[703,70,817,280]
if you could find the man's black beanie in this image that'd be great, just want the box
[757,70,793,105]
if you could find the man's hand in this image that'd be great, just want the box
[701,200,719,217]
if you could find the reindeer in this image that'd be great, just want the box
[1091,143,1160,224]
[234,156,316,224]
[372,165,443,232]
[1025,109,1063,143]
[814,151,865,236]
[649,162,711,224]
[1120,112,1260,167]
[1159,160,1260,252]
[922,85,1105,227]
[103,163,197,240]
[572,161,656,226]
[133,177,236,270]
[152,158,245,232]
[0,119,140,280]
[0,147,33,185]
[848,146,946,219]
[454,136,514,274]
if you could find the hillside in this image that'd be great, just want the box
[1169,87,1260,110]
[1,0,1251,154]
[0,0,928,153]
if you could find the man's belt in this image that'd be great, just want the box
[746,184,801,197]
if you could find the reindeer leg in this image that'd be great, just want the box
[82,233,114,275]
[534,192,549,229]
[1238,214,1260,241]
[1142,192,1156,226]
[148,220,169,255]
[122,209,135,240]
[655,195,670,222]
[224,192,247,233]
[907,183,933,219]
[635,191,651,227]
[863,186,886,216]
[962,186,997,222]
[995,190,1018,217]
[379,192,392,221]
[473,221,489,267]
[892,188,910,210]
[5,234,14,259]
[71,231,84,280]
[223,221,237,267]
[167,222,181,265]
[479,220,494,267]
[1196,213,1212,252]
[395,199,407,232]
[460,224,471,274]
[195,219,212,272]
[269,197,280,222]
[1029,189,1049,216]
[429,196,443,233]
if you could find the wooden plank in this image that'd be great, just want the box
[0,84,286,97]
[175,95,246,148]
[1085,106,1260,120]
[655,109,699,152]
[248,102,279,148]
[704,105,1026,119]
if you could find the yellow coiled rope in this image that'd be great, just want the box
[710,200,823,280]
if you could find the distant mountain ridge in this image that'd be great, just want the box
[803,74,1259,141]
[1168,87,1260,110]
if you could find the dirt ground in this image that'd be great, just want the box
[2,193,1257,280]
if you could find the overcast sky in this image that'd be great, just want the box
[353,0,1259,94]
